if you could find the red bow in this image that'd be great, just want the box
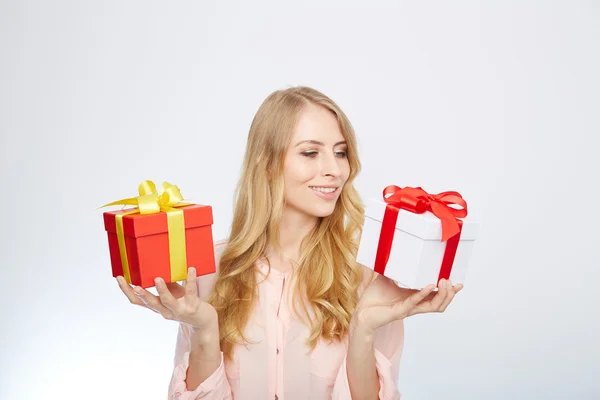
[382,185,467,242]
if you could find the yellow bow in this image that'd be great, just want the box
[102,180,189,213]
[101,180,190,285]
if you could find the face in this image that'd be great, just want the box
[281,104,351,219]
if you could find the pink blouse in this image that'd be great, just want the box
[168,240,404,399]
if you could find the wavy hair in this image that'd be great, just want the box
[207,86,366,362]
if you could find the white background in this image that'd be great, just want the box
[1,1,598,399]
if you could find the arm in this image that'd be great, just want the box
[186,323,222,390]
[168,240,233,399]
[332,316,404,400]
[346,320,380,399]
[333,265,459,399]
[168,322,233,399]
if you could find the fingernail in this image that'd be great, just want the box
[155,278,163,287]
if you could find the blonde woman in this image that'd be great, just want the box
[117,86,463,399]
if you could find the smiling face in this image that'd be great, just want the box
[281,103,351,220]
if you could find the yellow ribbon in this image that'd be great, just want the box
[101,180,190,284]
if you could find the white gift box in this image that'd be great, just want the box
[356,198,480,289]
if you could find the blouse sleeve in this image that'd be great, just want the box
[167,323,233,399]
[167,240,233,399]
[331,318,405,400]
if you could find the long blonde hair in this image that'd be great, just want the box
[207,86,366,362]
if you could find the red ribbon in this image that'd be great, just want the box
[373,185,468,285]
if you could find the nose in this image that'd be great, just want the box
[319,152,342,178]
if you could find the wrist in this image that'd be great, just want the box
[190,322,219,345]
[350,312,376,340]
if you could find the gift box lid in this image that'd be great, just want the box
[103,204,213,238]
[364,198,479,241]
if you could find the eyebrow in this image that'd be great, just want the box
[295,140,347,147]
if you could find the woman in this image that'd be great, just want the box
[117,86,463,399]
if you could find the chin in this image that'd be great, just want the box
[306,205,337,218]
[286,194,340,219]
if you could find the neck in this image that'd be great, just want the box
[268,206,319,263]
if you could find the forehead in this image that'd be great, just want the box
[291,104,345,144]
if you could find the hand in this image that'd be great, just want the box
[352,274,463,335]
[116,267,218,331]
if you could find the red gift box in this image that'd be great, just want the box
[101,180,216,289]
[104,204,216,288]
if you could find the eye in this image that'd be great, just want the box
[335,151,348,158]
[301,151,318,158]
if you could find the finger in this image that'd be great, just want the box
[439,280,457,311]
[428,279,448,310]
[116,276,146,307]
[154,277,179,311]
[184,267,199,299]
[134,285,176,319]
[374,284,419,306]
[418,290,439,303]
[394,284,436,318]
[132,286,157,308]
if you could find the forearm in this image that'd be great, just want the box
[346,320,379,400]
[186,323,222,391]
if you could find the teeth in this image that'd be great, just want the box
[311,186,336,193]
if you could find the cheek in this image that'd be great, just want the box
[341,161,351,181]
[285,161,319,185]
